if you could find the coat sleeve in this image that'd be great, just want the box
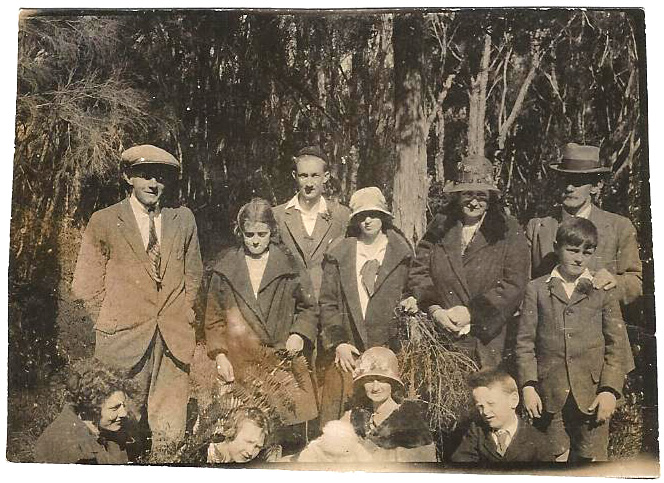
[614,217,642,305]
[406,215,446,309]
[515,281,539,387]
[204,272,230,359]
[183,208,204,311]
[450,422,482,463]
[599,288,630,393]
[290,271,320,345]
[319,254,349,351]
[71,211,108,321]
[467,220,530,344]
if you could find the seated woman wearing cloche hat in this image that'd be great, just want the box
[344,347,436,462]
[293,347,435,463]
[317,187,414,426]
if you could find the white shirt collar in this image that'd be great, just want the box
[285,193,328,214]
[575,203,592,219]
[546,266,594,284]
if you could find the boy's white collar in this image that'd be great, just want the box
[547,266,594,284]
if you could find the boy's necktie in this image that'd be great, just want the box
[495,429,509,456]
[147,208,162,290]
[360,259,381,296]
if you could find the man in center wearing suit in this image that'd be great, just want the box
[273,146,351,302]
[72,145,203,460]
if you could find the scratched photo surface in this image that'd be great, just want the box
[6,7,657,477]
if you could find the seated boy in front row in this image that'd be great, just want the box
[515,217,632,462]
[451,368,554,463]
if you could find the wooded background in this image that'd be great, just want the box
[9,9,653,453]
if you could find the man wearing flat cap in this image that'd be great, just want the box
[72,144,203,458]
[527,143,642,306]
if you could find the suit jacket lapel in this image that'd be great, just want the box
[336,241,367,343]
[257,248,295,319]
[116,199,153,280]
[373,231,410,293]
[439,222,471,299]
[547,277,570,305]
[283,207,310,259]
[217,249,268,329]
[158,207,180,277]
[462,225,489,264]
[479,425,503,461]
[309,212,333,256]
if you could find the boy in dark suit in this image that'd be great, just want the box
[451,368,554,463]
[516,217,632,462]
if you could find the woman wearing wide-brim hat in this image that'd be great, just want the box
[341,347,436,462]
[318,187,414,426]
[403,155,530,369]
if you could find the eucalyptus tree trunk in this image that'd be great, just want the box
[467,32,492,157]
[392,13,429,244]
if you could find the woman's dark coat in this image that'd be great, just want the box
[204,244,319,424]
[407,209,529,368]
[319,228,414,356]
[318,228,413,424]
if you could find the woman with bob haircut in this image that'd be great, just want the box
[403,155,529,368]
[34,358,139,464]
[204,198,318,440]
[318,187,414,425]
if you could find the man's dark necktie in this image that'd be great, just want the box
[147,209,162,290]
[360,259,381,296]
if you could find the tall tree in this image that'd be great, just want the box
[392,13,429,244]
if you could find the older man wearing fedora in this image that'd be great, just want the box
[72,145,203,458]
[526,143,642,307]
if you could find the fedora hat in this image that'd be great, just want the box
[121,144,180,170]
[549,143,610,174]
[443,155,499,193]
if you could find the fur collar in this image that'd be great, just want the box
[350,400,433,449]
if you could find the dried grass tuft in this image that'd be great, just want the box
[397,310,479,434]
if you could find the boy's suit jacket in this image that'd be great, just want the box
[273,198,350,299]
[515,274,632,414]
[526,205,642,305]
[451,417,554,463]
[72,198,203,368]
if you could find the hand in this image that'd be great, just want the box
[431,308,460,334]
[593,269,618,291]
[215,353,235,383]
[447,305,471,328]
[522,386,543,419]
[285,333,304,355]
[335,343,360,373]
[589,391,617,424]
[400,296,419,314]
[186,307,196,326]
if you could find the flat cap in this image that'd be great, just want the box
[121,144,180,169]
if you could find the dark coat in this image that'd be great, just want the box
[515,275,631,414]
[526,205,642,305]
[319,229,414,356]
[34,405,129,464]
[204,244,319,424]
[273,199,351,299]
[205,244,319,361]
[451,417,554,463]
[407,209,530,368]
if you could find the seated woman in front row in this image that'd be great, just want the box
[296,347,436,463]
[34,358,139,464]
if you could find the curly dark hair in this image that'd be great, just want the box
[65,358,140,424]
